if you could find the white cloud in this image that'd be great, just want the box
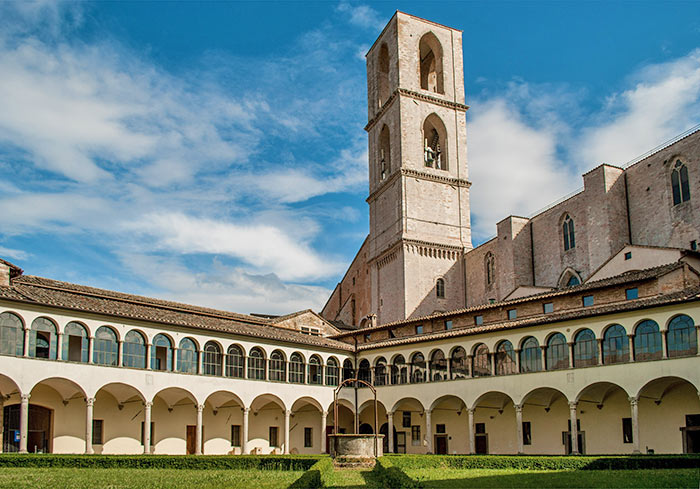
[336,2,385,31]
[0,247,30,261]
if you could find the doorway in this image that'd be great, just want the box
[475,422,488,454]
[682,414,700,453]
[379,423,398,453]
[434,434,448,454]
[3,404,52,453]
[186,426,203,455]
[395,432,406,453]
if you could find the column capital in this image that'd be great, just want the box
[20,394,30,402]
[321,410,328,418]
[514,404,523,413]
[144,401,153,408]
[514,348,521,354]
[628,396,639,406]
[567,341,575,347]
[568,401,578,410]
[626,333,635,339]
[596,338,603,344]
[197,404,204,412]
[243,407,250,414]
[285,409,292,417]
[425,408,432,416]
[86,397,95,407]
[467,407,475,414]
[387,411,394,418]
[118,339,124,344]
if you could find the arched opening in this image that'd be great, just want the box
[495,340,517,375]
[325,357,340,386]
[471,391,516,454]
[391,355,407,385]
[202,341,223,376]
[248,347,266,380]
[667,314,697,357]
[634,320,662,362]
[177,337,198,374]
[379,124,391,181]
[575,382,630,455]
[290,352,306,384]
[419,32,444,94]
[62,322,88,363]
[450,347,468,379]
[151,334,173,371]
[249,394,286,455]
[225,344,245,378]
[472,343,491,377]
[545,333,569,370]
[308,355,323,385]
[430,395,467,454]
[521,387,570,455]
[152,387,198,454]
[391,398,426,454]
[0,312,24,357]
[429,350,447,381]
[562,214,575,251]
[374,357,388,386]
[29,317,57,360]
[327,398,354,451]
[203,391,245,455]
[357,359,371,385]
[485,252,495,287]
[602,325,629,364]
[93,383,146,454]
[122,330,147,369]
[93,326,118,366]
[671,159,690,205]
[358,399,387,441]
[342,359,355,381]
[377,43,390,108]
[520,337,542,373]
[269,349,286,382]
[436,278,445,299]
[573,329,597,367]
[410,352,426,383]
[423,114,448,170]
[291,397,323,454]
[558,267,582,288]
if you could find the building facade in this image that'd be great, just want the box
[0,11,698,456]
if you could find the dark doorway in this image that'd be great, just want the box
[379,422,398,453]
[359,423,373,434]
[395,432,406,453]
[475,422,488,454]
[435,434,448,454]
[3,404,52,453]
[682,414,700,453]
[186,425,203,454]
[154,346,168,370]
[68,335,82,362]
[35,332,50,359]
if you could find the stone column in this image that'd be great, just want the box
[320,411,327,454]
[696,326,700,356]
[467,355,473,378]
[56,332,63,361]
[627,334,635,362]
[284,410,291,454]
[597,339,604,365]
[85,397,95,454]
[19,394,30,453]
[515,404,524,454]
[23,328,30,357]
[0,398,4,453]
[242,408,250,454]
[143,402,152,454]
[145,343,152,370]
[88,336,95,364]
[172,347,178,372]
[387,411,394,453]
[515,349,521,373]
[117,340,124,367]
[569,401,579,455]
[195,404,203,455]
[661,330,668,359]
[468,408,475,454]
[489,353,495,376]
[539,345,547,369]
[425,409,433,453]
[567,342,575,368]
[629,397,640,454]
[446,359,452,380]
[197,350,203,374]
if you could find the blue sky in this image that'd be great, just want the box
[1,1,699,315]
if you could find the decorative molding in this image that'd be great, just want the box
[367,168,471,203]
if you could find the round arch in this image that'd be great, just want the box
[250,393,286,413]
[95,382,146,405]
[471,391,515,411]
[291,396,323,413]
[575,381,629,404]
[152,386,198,408]
[391,397,425,414]
[429,394,467,413]
[635,376,699,401]
[30,376,87,401]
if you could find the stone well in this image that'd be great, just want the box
[328,434,384,458]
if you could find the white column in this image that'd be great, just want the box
[515,349,521,373]
[195,404,203,455]
[242,408,250,454]
[627,334,636,362]
[515,404,524,454]
[468,408,475,454]
[22,328,30,357]
[19,394,29,453]
[284,410,291,454]
[143,401,152,454]
[85,397,95,454]
[425,409,433,453]
[661,330,668,359]
[467,355,473,378]
[320,411,327,454]
[117,340,124,367]
[567,342,575,368]
[696,326,700,356]
[569,401,579,455]
[0,398,4,453]
[146,343,152,370]
[88,336,95,364]
[629,397,640,454]
[387,411,394,453]
[197,350,203,374]
[597,339,604,365]
[56,332,63,361]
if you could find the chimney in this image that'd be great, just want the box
[0,259,23,287]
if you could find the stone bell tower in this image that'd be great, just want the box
[365,12,472,324]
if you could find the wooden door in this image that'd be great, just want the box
[186,426,196,455]
[475,434,488,454]
[435,435,447,454]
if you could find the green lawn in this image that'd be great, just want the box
[323,467,384,489]
[0,467,305,489]
[404,468,700,488]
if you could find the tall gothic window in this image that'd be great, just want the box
[485,252,495,286]
[418,32,444,94]
[563,214,575,251]
[423,114,447,170]
[377,43,390,108]
[379,125,391,181]
[671,160,690,205]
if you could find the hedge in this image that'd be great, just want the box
[0,454,320,470]
[374,456,423,489]
[385,454,700,471]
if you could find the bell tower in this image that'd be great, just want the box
[365,12,472,324]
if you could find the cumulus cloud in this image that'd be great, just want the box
[336,2,385,31]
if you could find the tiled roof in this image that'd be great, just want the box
[0,275,352,351]
[333,262,690,339]
[0,259,23,278]
[357,286,700,351]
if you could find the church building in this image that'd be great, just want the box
[0,12,698,456]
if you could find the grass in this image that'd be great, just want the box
[323,467,384,489]
[0,467,306,489]
[403,467,700,488]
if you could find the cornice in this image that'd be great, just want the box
[367,168,471,203]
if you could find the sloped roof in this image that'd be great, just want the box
[0,275,352,351]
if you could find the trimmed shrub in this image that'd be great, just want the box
[375,457,422,489]
[0,454,320,471]
[385,454,700,471]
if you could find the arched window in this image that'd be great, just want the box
[634,320,662,362]
[546,333,569,370]
[268,350,286,381]
[391,355,407,385]
[436,278,445,299]
[573,329,597,367]
[603,325,629,364]
[472,344,491,377]
[567,275,580,286]
[667,314,697,357]
[309,355,323,385]
[379,124,391,181]
[485,252,495,286]
[226,344,245,378]
[62,322,88,362]
[429,350,447,381]
[357,359,371,386]
[450,347,468,379]
[29,317,57,360]
[495,340,516,375]
[248,347,266,380]
[326,357,340,386]
[374,357,387,386]
[342,359,355,381]
[419,32,444,94]
[423,114,447,170]
[563,214,575,251]
[520,337,542,373]
[671,159,690,205]
[177,338,198,373]
[122,330,146,368]
[203,342,222,376]
[290,352,305,384]
[377,43,390,108]
[151,334,173,371]
[0,312,24,357]
[410,352,426,383]
[93,326,118,366]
